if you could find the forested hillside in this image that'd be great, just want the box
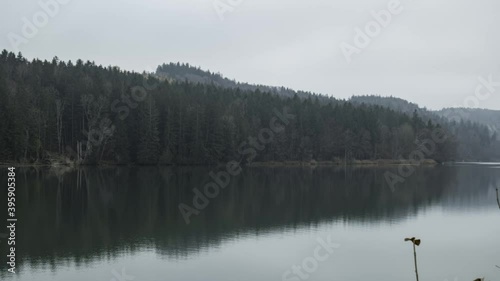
[350,95,423,115]
[351,95,500,136]
[351,95,500,160]
[436,107,500,136]
[0,51,497,165]
[156,62,321,100]
[156,65,500,143]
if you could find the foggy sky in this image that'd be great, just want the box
[1,0,500,110]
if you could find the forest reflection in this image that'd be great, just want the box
[1,165,499,271]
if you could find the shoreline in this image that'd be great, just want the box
[0,159,439,168]
[246,159,438,167]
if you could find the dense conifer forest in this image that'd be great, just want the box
[0,51,498,165]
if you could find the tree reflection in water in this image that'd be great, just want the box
[1,165,499,273]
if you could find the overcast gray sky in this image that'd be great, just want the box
[2,0,500,110]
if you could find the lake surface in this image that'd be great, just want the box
[1,165,499,281]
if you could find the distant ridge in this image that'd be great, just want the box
[349,95,500,137]
[155,62,328,101]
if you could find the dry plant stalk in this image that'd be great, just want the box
[404,237,421,281]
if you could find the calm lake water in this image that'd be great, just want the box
[1,165,499,281]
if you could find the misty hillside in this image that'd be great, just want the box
[436,108,500,136]
[350,95,500,137]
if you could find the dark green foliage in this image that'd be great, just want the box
[0,51,496,164]
[137,96,160,165]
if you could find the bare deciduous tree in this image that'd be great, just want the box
[81,94,113,163]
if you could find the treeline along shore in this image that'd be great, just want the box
[1,50,498,166]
